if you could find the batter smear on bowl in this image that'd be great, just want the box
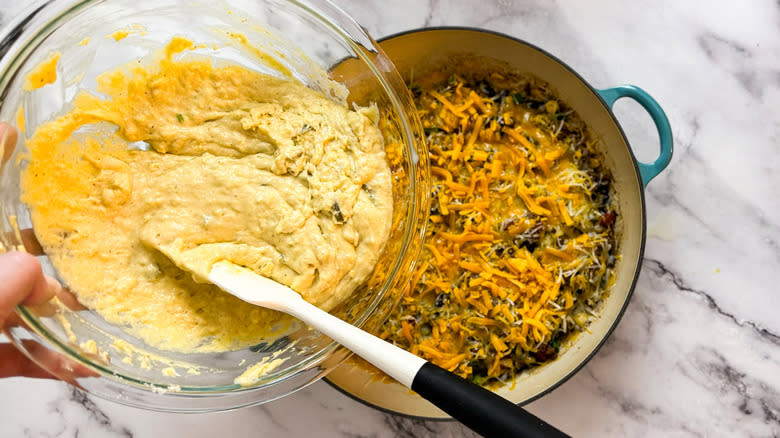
[20,37,393,353]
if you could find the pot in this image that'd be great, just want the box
[325,27,673,419]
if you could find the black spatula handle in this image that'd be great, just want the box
[411,362,571,438]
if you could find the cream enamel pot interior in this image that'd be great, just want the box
[325,27,673,419]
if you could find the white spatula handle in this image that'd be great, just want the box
[208,262,426,386]
[287,298,427,387]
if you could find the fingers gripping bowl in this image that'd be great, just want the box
[0,1,428,411]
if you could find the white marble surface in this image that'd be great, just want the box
[1,0,779,437]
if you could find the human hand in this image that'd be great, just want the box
[0,122,95,381]
[1,122,58,378]
[0,251,64,378]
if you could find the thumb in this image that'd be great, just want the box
[0,252,59,325]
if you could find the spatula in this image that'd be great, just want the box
[207,261,569,438]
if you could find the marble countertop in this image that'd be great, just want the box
[1,0,778,436]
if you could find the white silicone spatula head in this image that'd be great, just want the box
[208,261,303,312]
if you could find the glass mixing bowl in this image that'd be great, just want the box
[0,0,428,412]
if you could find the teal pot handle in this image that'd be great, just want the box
[597,85,673,186]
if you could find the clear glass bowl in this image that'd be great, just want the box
[0,0,428,412]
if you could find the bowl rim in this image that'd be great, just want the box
[323,25,648,420]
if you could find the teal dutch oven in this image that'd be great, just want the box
[326,27,673,419]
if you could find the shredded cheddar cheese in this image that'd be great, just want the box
[380,72,618,387]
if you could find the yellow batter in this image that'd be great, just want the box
[23,51,60,91]
[21,38,393,353]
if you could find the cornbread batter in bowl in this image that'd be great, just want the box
[21,37,393,353]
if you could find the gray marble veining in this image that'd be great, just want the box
[0,0,778,436]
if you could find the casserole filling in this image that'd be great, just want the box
[379,71,618,386]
